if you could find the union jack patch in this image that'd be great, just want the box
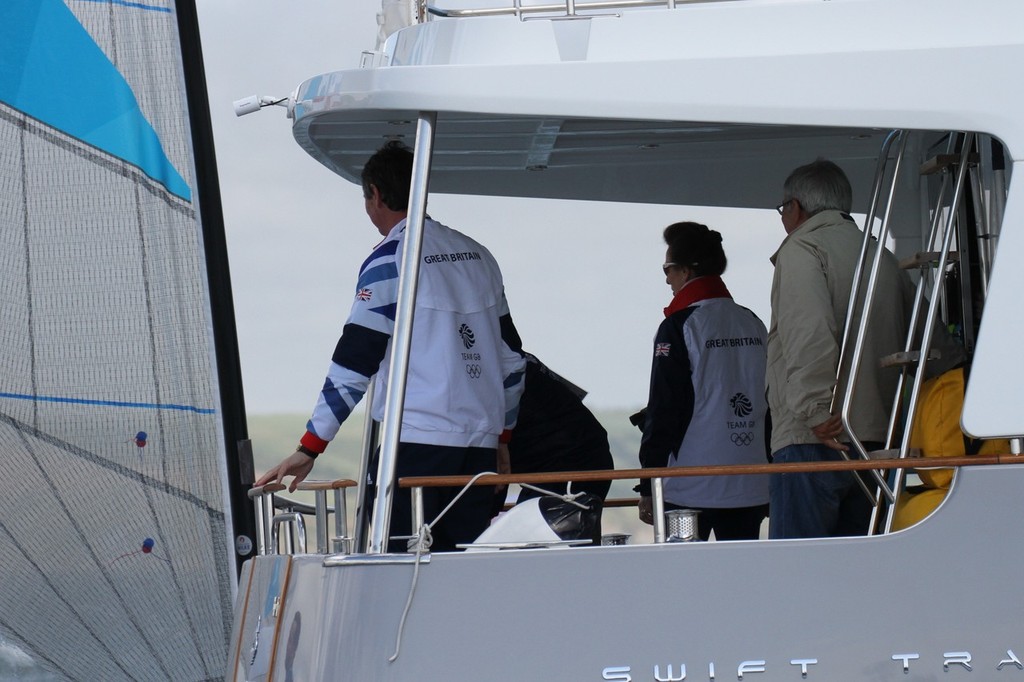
[356,288,373,301]
[655,342,671,357]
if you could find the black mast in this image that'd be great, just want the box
[174,0,256,575]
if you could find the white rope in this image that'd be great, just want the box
[427,470,497,531]
[389,470,495,663]
[388,472,595,662]
[517,483,590,510]
[388,524,430,663]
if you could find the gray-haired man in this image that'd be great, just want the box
[767,159,911,538]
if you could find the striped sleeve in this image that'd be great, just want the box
[301,238,400,452]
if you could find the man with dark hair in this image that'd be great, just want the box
[360,140,414,210]
[768,159,911,538]
[257,141,526,552]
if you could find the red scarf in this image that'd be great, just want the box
[663,275,732,317]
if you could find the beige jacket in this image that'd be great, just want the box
[766,210,914,452]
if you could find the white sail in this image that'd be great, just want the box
[0,1,240,679]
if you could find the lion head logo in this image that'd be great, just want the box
[730,393,752,418]
[458,323,476,349]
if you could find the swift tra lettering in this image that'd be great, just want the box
[601,660,796,681]
[602,649,1024,679]
[423,251,482,264]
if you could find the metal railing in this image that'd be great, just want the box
[247,479,357,555]
[399,454,1023,547]
[246,453,1024,556]
[882,136,975,531]
[833,129,903,506]
[424,0,738,20]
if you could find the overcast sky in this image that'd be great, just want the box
[195,0,782,417]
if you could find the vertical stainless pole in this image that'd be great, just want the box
[262,493,276,554]
[652,478,667,543]
[969,166,990,300]
[315,490,329,554]
[334,488,349,554]
[369,112,437,554]
[253,496,267,556]
[353,379,377,553]
[411,487,425,539]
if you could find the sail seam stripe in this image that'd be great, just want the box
[0,392,216,414]
[16,113,38,431]
[0,412,225,517]
[73,0,174,13]
[0,106,194,217]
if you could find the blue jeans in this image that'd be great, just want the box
[769,443,877,539]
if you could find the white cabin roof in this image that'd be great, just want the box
[289,0,1024,438]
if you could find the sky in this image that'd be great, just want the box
[195,0,783,417]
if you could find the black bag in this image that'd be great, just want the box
[537,493,602,541]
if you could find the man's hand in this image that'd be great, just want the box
[811,414,849,452]
[495,443,511,498]
[496,443,511,475]
[254,449,317,493]
[638,496,654,525]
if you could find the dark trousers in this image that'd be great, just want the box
[665,501,768,541]
[382,442,497,553]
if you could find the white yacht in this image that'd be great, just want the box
[230,0,1024,680]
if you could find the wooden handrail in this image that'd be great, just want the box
[247,479,356,499]
[400,454,1023,489]
[247,482,285,499]
[295,479,358,491]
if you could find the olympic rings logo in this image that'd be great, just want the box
[730,432,754,446]
[465,364,482,379]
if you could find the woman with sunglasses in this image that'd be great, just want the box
[636,222,770,540]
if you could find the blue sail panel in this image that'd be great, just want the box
[0,0,191,201]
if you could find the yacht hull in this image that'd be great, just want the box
[230,465,1023,681]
